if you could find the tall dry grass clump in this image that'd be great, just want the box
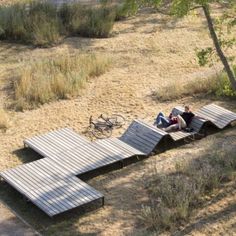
[0,1,62,46]
[154,66,236,102]
[140,147,236,232]
[14,54,111,110]
[0,108,9,130]
[0,0,139,46]
[59,3,116,38]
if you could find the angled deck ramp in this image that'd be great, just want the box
[0,158,103,217]
[1,103,236,217]
[120,119,167,154]
[196,104,236,129]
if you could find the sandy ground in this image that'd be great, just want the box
[0,6,236,236]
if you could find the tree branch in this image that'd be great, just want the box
[190,6,202,11]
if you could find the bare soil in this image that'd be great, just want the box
[0,6,236,236]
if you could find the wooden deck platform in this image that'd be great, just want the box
[1,103,236,217]
[0,158,103,217]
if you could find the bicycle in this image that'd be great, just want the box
[88,114,125,139]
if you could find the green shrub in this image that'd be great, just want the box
[0,2,61,46]
[78,6,116,38]
[0,4,28,41]
[115,0,139,20]
[215,66,236,97]
[0,1,116,46]
[59,3,84,34]
[27,2,62,46]
[14,53,111,110]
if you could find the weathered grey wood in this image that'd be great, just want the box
[2,103,236,217]
[120,120,167,154]
[24,128,90,157]
[0,158,103,217]
[196,104,236,129]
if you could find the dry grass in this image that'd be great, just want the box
[14,53,111,110]
[141,147,236,232]
[153,66,236,101]
[0,108,9,130]
[153,75,218,101]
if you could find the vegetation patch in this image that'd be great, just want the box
[140,146,236,233]
[153,66,236,101]
[14,53,111,110]
[0,0,138,46]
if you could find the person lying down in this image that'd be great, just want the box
[154,105,195,132]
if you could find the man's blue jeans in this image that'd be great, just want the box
[155,112,170,127]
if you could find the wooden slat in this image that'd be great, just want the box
[120,120,166,154]
[196,104,236,129]
[0,158,103,217]
[24,128,90,158]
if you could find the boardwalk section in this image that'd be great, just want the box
[0,158,103,217]
[1,103,236,217]
[24,128,90,157]
[196,104,236,129]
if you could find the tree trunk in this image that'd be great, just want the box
[202,5,236,90]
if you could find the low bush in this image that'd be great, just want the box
[154,66,236,101]
[115,0,139,20]
[141,148,236,232]
[14,53,111,110]
[59,3,115,38]
[0,0,138,46]
[0,2,62,46]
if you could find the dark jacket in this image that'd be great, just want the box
[181,112,194,126]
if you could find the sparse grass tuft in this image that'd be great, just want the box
[0,108,9,130]
[14,54,111,110]
[154,66,236,101]
[141,147,236,232]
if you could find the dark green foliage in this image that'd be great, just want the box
[78,7,116,38]
[115,0,139,20]
[0,0,138,46]
[0,2,61,46]
[0,2,120,46]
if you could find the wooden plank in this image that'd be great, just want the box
[0,160,103,216]
[101,138,143,156]
[50,144,121,175]
[24,137,58,157]
[1,170,64,215]
[24,128,90,158]
[113,138,145,155]
[204,104,236,117]
[197,108,235,123]
[96,139,133,157]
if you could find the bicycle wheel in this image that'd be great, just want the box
[109,114,126,128]
[92,126,112,139]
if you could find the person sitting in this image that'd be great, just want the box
[163,105,194,132]
[154,111,178,128]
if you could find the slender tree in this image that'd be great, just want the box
[149,0,236,90]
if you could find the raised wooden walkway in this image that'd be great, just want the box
[1,103,236,217]
[0,158,103,217]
